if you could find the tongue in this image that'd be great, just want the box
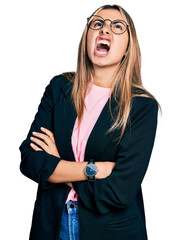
[97,48,107,52]
[97,43,109,52]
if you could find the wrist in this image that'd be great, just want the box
[84,159,98,181]
[94,162,103,179]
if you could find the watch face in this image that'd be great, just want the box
[85,163,97,177]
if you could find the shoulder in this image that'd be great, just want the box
[49,73,73,97]
[44,73,74,105]
[130,96,158,120]
[131,86,158,112]
[132,96,158,109]
[49,73,72,90]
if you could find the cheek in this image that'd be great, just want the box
[112,36,129,60]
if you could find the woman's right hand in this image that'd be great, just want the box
[95,161,116,179]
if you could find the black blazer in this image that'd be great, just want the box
[19,74,158,240]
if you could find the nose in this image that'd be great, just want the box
[99,21,111,35]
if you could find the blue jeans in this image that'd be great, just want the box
[59,200,80,240]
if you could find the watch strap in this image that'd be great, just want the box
[88,159,94,164]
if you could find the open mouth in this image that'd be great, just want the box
[95,38,110,54]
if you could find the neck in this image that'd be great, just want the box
[91,64,119,88]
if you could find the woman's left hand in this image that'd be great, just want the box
[30,127,61,158]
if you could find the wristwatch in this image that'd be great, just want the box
[84,159,98,181]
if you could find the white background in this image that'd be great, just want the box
[1,0,180,239]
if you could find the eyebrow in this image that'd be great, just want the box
[93,19,104,22]
[112,20,124,24]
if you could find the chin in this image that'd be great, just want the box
[90,56,109,67]
[94,63,110,68]
[92,58,117,69]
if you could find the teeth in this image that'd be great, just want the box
[96,49,108,55]
[97,39,110,47]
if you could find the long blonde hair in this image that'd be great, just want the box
[63,4,161,143]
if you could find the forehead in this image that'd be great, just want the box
[96,9,124,21]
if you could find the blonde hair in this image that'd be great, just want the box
[63,4,161,143]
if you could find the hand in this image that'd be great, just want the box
[95,161,116,179]
[30,127,61,158]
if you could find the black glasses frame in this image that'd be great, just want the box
[87,14,129,35]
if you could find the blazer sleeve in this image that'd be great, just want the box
[72,97,158,214]
[19,75,64,189]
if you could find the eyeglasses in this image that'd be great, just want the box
[87,15,129,35]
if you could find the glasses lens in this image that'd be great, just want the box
[112,20,127,34]
[89,16,104,30]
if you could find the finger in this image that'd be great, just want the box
[30,137,50,153]
[32,132,52,145]
[30,143,43,151]
[40,127,55,143]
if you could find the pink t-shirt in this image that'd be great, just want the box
[65,81,112,204]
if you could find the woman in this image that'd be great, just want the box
[19,4,160,240]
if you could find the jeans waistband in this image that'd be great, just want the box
[65,200,78,213]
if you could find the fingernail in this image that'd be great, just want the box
[32,132,36,135]
[41,127,44,130]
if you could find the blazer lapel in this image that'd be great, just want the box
[84,96,118,161]
[54,80,77,162]
[54,79,119,162]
